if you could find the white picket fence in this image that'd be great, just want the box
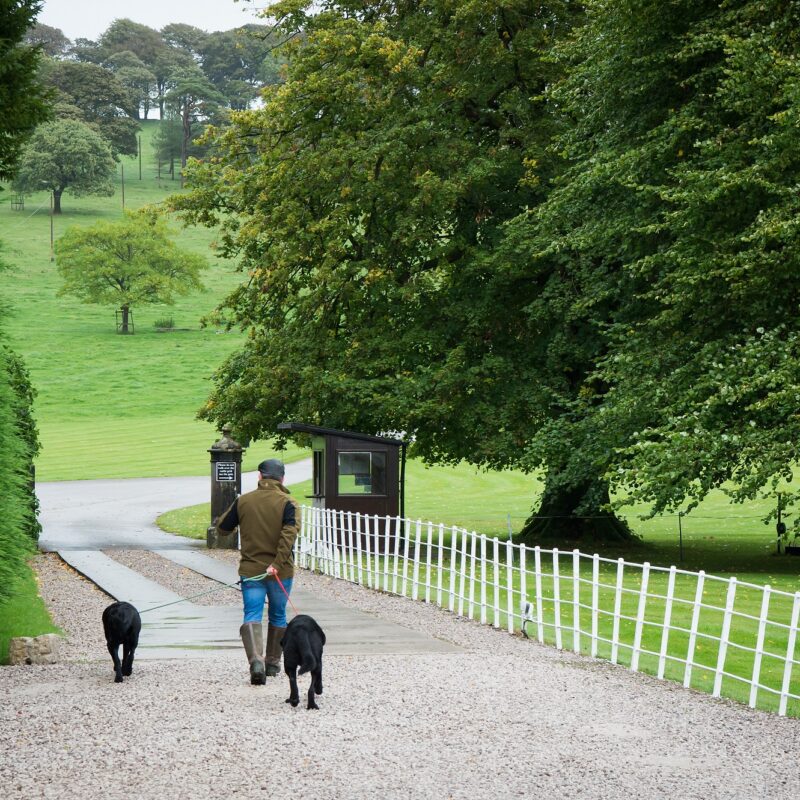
[295,506,800,717]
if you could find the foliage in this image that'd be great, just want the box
[23,21,71,58]
[98,18,168,68]
[173,0,600,540]
[524,0,800,523]
[2,345,41,539]
[164,66,226,170]
[96,18,189,119]
[175,0,800,541]
[105,51,157,120]
[0,0,47,590]
[161,23,209,57]
[198,25,286,110]
[46,60,139,155]
[30,16,283,133]
[12,118,115,213]
[0,326,36,602]
[152,114,184,174]
[55,208,207,331]
[0,0,52,181]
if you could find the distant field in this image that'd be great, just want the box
[0,121,300,480]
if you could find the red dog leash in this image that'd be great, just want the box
[273,571,300,617]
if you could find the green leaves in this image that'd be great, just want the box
[12,119,116,210]
[0,0,52,181]
[55,210,207,320]
[176,0,800,535]
[541,0,800,520]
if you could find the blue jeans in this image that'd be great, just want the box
[240,575,293,627]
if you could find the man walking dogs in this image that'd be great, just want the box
[216,459,300,684]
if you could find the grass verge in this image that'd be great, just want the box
[0,561,62,664]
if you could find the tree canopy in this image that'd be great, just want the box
[172,0,800,540]
[46,60,139,155]
[24,20,71,57]
[530,0,800,520]
[164,65,226,173]
[55,210,207,333]
[12,118,115,213]
[174,0,597,539]
[0,0,52,181]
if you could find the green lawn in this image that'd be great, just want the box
[0,121,295,480]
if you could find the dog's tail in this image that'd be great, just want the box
[296,629,317,675]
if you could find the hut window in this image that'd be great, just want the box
[337,451,386,495]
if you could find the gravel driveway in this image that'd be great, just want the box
[1,552,798,799]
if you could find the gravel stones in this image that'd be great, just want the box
[2,550,797,799]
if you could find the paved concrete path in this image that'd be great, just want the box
[36,460,457,659]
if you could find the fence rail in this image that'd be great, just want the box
[294,506,800,717]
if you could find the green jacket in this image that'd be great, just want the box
[217,479,300,579]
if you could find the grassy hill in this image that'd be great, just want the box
[0,121,302,480]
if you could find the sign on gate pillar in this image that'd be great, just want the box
[207,425,244,549]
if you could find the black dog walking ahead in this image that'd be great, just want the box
[102,601,141,683]
[281,614,326,710]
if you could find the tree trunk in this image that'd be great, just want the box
[517,473,635,546]
[53,189,63,215]
[180,104,191,189]
[119,304,131,335]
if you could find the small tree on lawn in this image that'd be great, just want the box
[12,118,115,214]
[55,209,207,333]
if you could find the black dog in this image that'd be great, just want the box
[281,614,326,710]
[102,601,141,683]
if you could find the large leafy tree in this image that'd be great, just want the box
[198,25,284,110]
[164,65,226,176]
[46,60,139,155]
[0,0,52,181]
[105,51,158,120]
[23,21,71,58]
[174,1,600,538]
[55,210,207,334]
[161,23,209,57]
[175,0,800,541]
[530,0,800,521]
[98,18,167,70]
[13,119,115,213]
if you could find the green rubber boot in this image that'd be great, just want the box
[265,624,286,677]
[240,622,266,685]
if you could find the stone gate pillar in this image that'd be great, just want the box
[207,425,244,549]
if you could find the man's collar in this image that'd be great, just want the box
[257,478,288,493]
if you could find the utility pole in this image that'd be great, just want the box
[49,191,54,262]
